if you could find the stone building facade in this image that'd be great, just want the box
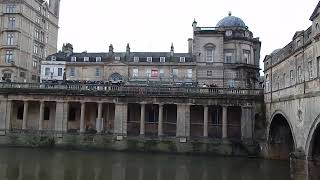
[0,0,60,83]
[263,2,320,173]
[42,13,261,88]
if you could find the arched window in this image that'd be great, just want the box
[204,43,215,62]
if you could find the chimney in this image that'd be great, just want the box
[188,38,193,54]
[170,43,174,56]
[109,44,114,54]
[126,43,130,54]
[62,43,73,57]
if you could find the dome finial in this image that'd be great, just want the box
[228,11,232,16]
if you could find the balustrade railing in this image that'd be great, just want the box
[0,82,263,96]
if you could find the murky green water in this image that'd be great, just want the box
[0,148,290,180]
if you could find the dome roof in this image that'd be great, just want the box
[216,12,247,28]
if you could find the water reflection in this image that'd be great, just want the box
[0,148,293,180]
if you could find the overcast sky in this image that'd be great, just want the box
[57,0,319,70]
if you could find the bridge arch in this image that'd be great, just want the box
[306,114,320,160]
[267,111,296,160]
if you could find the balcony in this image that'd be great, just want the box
[0,82,264,99]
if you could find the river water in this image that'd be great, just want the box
[0,148,290,180]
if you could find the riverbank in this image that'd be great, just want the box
[0,132,260,157]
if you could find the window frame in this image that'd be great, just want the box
[147,57,153,62]
[84,57,89,62]
[160,57,166,63]
[96,57,101,62]
[180,57,186,63]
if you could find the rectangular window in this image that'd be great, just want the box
[34,28,40,40]
[180,57,186,63]
[243,50,251,64]
[206,49,214,62]
[33,44,38,54]
[70,68,75,77]
[207,70,212,76]
[20,72,25,78]
[187,69,193,79]
[36,17,40,24]
[172,69,178,77]
[17,106,23,120]
[133,56,139,62]
[58,68,63,76]
[290,70,294,83]
[7,33,14,45]
[5,50,13,63]
[32,60,37,69]
[96,57,101,62]
[283,73,286,88]
[159,69,164,77]
[308,61,313,79]
[115,56,121,61]
[160,57,166,63]
[228,80,235,88]
[297,66,302,82]
[146,69,151,77]
[45,67,50,76]
[133,69,138,78]
[225,53,233,63]
[95,68,100,77]
[147,57,152,62]
[71,57,77,62]
[32,75,37,81]
[8,17,15,28]
[84,57,89,62]
[6,4,15,13]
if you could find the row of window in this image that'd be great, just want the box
[266,58,320,91]
[67,56,187,63]
[206,49,251,64]
[45,67,63,77]
[132,68,193,79]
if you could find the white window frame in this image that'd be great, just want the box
[160,57,166,63]
[134,56,139,62]
[96,57,101,62]
[243,50,251,64]
[8,17,15,28]
[225,53,233,63]
[45,67,50,76]
[51,56,56,61]
[147,57,152,62]
[205,48,214,62]
[70,68,75,77]
[6,4,15,13]
[71,57,77,62]
[115,56,121,61]
[7,33,14,45]
[180,57,186,63]
[133,68,139,78]
[172,69,178,77]
[5,50,13,63]
[95,68,101,77]
[187,69,193,79]
[58,68,63,76]
[84,57,89,62]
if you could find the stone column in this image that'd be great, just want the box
[158,104,164,136]
[55,101,68,132]
[203,105,209,137]
[289,151,308,180]
[96,102,103,133]
[80,102,86,133]
[0,100,9,134]
[241,105,253,140]
[39,101,44,131]
[222,105,228,139]
[22,101,28,130]
[140,103,145,136]
[114,103,128,136]
[5,100,12,131]
[176,104,190,137]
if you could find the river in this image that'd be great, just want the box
[0,148,290,180]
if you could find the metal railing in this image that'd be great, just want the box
[0,82,263,97]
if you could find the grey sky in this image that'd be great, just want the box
[57,0,318,69]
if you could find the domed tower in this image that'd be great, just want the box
[192,12,261,89]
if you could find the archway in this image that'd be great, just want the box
[109,73,123,83]
[268,113,295,160]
